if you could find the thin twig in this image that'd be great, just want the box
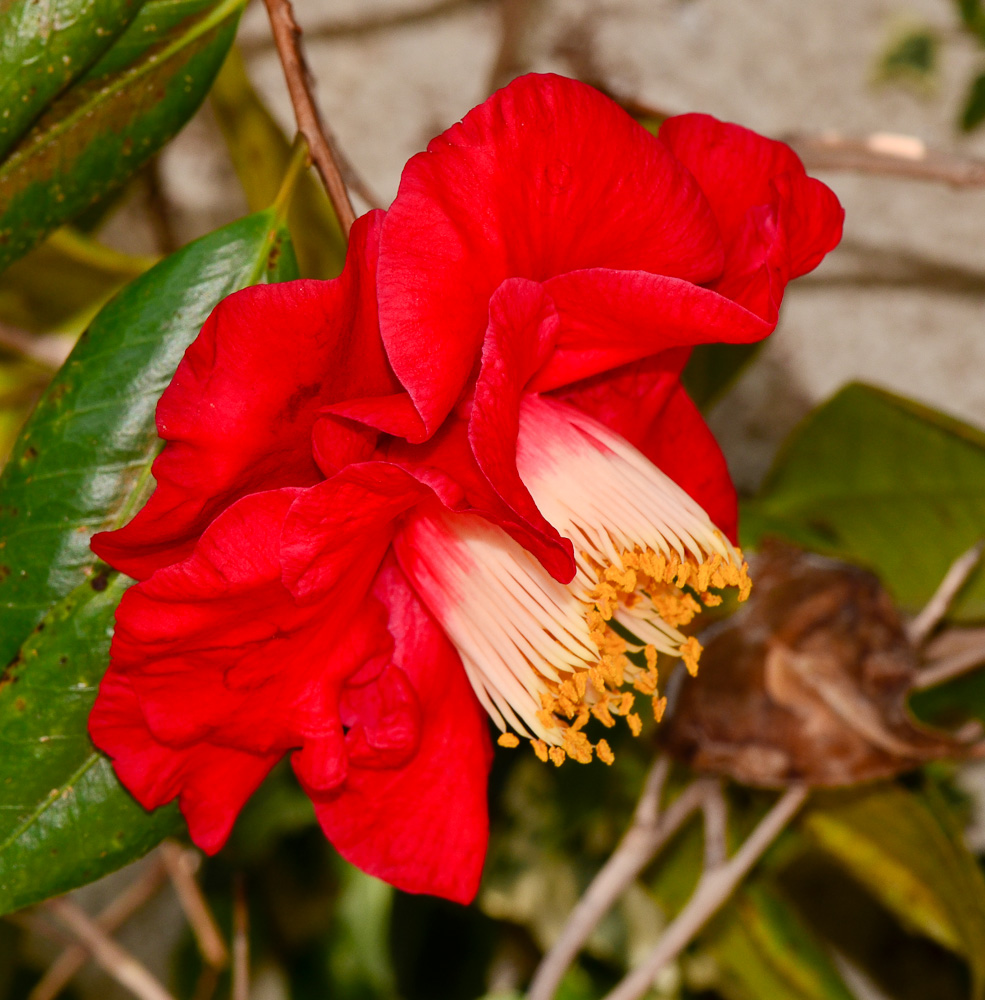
[231,875,249,1000]
[907,541,985,646]
[45,897,177,1000]
[527,759,712,1000]
[261,0,359,233]
[601,785,809,1000]
[786,132,985,188]
[0,321,73,370]
[160,842,228,970]
[914,643,985,691]
[30,856,169,1000]
[601,86,985,189]
[701,780,728,871]
[240,0,481,49]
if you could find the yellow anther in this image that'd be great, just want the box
[680,635,702,677]
[497,732,520,748]
[515,542,749,769]
[562,728,593,764]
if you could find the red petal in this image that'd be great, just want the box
[92,211,396,580]
[554,357,738,540]
[308,559,492,903]
[377,73,723,438]
[531,268,770,391]
[280,463,431,604]
[467,278,574,582]
[94,488,393,851]
[658,114,843,315]
[90,667,279,854]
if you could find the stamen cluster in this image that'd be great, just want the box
[498,544,752,766]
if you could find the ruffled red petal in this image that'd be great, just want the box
[658,114,844,314]
[308,558,492,904]
[92,211,397,580]
[530,268,770,392]
[90,668,280,854]
[91,488,397,853]
[377,72,723,439]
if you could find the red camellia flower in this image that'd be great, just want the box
[89,74,843,903]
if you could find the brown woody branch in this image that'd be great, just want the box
[261,0,359,234]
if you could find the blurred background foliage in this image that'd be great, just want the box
[2,0,985,999]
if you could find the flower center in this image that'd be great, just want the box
[396,396,751,765]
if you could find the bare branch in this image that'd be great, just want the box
[914,643,985,691]
[600,87,985,189]
[231,876,249,1000]
[527,759,710,1000]
[908,541,985,646]
[601,785,808,1000]
[261,0,359,233]
[45,897,177,1000]
[30,857,169,1000]
[160,842,228,970]
[786,132,985,188]
[0,321,73,370]
[701,780,728,871]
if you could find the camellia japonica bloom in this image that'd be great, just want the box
[89,74,844,902]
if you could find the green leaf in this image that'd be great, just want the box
[210,46,347,279]
[0,0,245,273]
[0,208,297,672]
[682,342,763,411]
[875,26,939,92]
[0,209,298,912]
[0,0,146,160]
[0,227,155,334]
[803,783,985,997]
[741,382,985,620]
[961,71,985,131]
[0,572,181,915]
[701,883,856,1000]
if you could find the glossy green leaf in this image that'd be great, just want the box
[875,26,938,92]
[0,226,155,334]
[0,208,297,670]
[803,783,985,997]
[682,342,763,411]
[211,46,347,279]
[741,383,985,620]
[702,883,856,1000]
[0,209,298,912]
[0,0,145,160]
[962,71,985,131]
[0,572,181,915]
[0,0,245,273]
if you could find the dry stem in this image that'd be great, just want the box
[30,857,169,1000]
[907,541,985,646]
[526,759,712,1000]
[261,0,358,234]
[45,897,177,1000]
[231,876,249,1000]
[601,785,809,1000]
[160,842,228,970]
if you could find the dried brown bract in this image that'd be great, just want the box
[662,541,970,787]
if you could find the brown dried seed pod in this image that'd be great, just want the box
[661,541,969,788]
